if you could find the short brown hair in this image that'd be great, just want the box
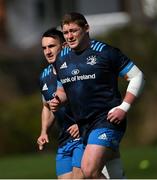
[42,27,65,43]
[61,12,88,28]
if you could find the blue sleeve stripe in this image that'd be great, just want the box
[91,43,94,48]
[93,42,100,50]
[41,65,52,78]
[66,47,69,54]
[57,80,63,87]
[63,48,66,56]
[99,44,106,52]
[119,61,134,77]
[61,49,64,57]
[96,42,103,51]
[41,71,45,79]
[91,41,106,52]
[64,48,66,56]
[61,47,71,57]
[67,48,69,54]
[90,40,95,48]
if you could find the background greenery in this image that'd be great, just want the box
[0,146,156,179]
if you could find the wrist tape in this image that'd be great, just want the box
[118,101,131,112]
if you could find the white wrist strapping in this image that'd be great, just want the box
[118,101,131,112]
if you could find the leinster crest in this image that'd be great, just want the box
[87,55,97,65]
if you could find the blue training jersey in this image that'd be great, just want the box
[54,40,133,132]
[39,64,76,146]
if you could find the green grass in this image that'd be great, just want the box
[0,146,157,179]
[121,146,157,179]
[0,152,57,179]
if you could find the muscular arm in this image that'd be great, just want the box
[37,102,55,150]
[41,103,55,133]
[107,64,145,124]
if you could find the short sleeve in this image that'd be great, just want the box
[108,47,132,74]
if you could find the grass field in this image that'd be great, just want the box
[0,146,157,179]
[121,146,157,179]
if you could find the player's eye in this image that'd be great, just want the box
[48,45,55,48]
[72,29,79,33]
[63,31,68,35]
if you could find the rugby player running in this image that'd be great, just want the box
[37,27,84,179]
[49,12,145,178]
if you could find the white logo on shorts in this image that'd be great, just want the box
[98,133,107,140]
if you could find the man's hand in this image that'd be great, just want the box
[107,107,126,124]
[67,124,80,138]
[37,133,49,150]
[48,95,61,112]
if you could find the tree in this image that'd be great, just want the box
[0,0,7,42]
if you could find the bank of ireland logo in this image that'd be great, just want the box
[87,55,97,65]
[71,69,80,75]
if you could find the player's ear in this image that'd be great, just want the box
[85,24,90,33]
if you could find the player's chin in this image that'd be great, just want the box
[48,58,56,63]
[68,42,78,49]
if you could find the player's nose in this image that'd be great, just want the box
[46,47,51,54]
[67,32,74,39]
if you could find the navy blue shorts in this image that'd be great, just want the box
[87,128,124,150]
[56,138,85,176]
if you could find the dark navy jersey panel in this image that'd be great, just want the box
[39,64,76,146]
[39,64,57,101]
[55,40,132,131]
